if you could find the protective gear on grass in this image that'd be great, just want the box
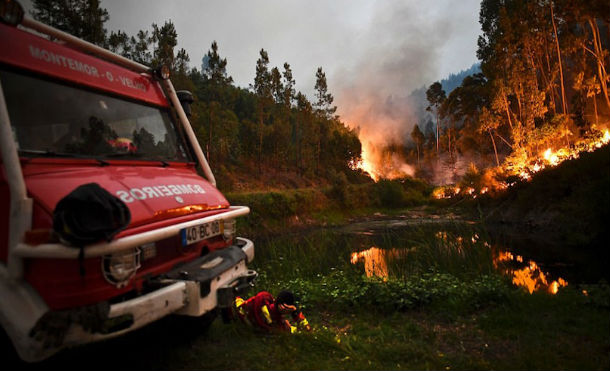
[233,291,311,333]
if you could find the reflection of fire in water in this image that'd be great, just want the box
[350,234,568,295]
[350,247,398,278]
[494,251,568,294]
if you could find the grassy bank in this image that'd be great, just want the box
[249,227,609,370]
[226,177,433,236]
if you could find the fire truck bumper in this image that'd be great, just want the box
[12,237,255,362]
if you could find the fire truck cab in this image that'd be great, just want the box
[0,2,256,362]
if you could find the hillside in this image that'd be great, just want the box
[481,144,610,249]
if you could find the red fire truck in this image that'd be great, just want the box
[0,2,256,362]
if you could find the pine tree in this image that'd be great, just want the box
[282,63,296,109]
[31,0,109,46]
[314,67,337,119]
[252,49,273,173]
[151,21,178,70]
[203,41,233,86]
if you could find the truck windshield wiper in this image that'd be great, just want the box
[18,149,82,158]
[103,152,171,167]
[102,152,144,158]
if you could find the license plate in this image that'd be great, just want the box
[181,220,223,246]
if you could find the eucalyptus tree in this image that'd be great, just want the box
[410,124,425,167]
[426,82,446,156]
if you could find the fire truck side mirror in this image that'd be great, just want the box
[176,90,194,118]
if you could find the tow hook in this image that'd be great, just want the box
[217,270,258,308]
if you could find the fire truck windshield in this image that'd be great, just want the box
[1,68,191,162]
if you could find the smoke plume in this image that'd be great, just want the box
[334,1,476,180]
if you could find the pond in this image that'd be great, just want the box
[254,217,608,295]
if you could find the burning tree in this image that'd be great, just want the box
[427,0,610,197]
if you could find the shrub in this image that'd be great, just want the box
[374,180,407,207]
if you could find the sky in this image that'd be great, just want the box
[23,0,482,99]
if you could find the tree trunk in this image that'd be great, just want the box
[537,53,556,114]
[436,108,439,157]
[258,115,263,175]
[502,92,514,130]
[516,82,523,122]
[588,18,610,114]
[496,133,513,150]
[208,106,213,165]
[593,89,599,126]
[550,2,568,115]
[316,133,321,175]
[489,130,499,167]
[295,119,301,175]
[544,48,560,114]
[447,128,453,159]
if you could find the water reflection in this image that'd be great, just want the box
[494,251,568,294]
[350,231,569,295]
[351,247,393,278]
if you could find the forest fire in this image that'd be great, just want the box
[351,141,379,181]
[509,129,610,181]
[433,129,610,199]
[350,134,415,181]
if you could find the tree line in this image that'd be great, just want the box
[30,0,363,190]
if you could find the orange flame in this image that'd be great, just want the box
[435,129,610,199]
[354,141,379,181]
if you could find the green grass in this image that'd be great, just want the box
[36,282,609,370]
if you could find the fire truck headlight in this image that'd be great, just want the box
[223,219,236,242]
[102,249,141,288]
[0,0,24,26]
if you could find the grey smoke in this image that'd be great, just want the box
[334,0,481,144]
